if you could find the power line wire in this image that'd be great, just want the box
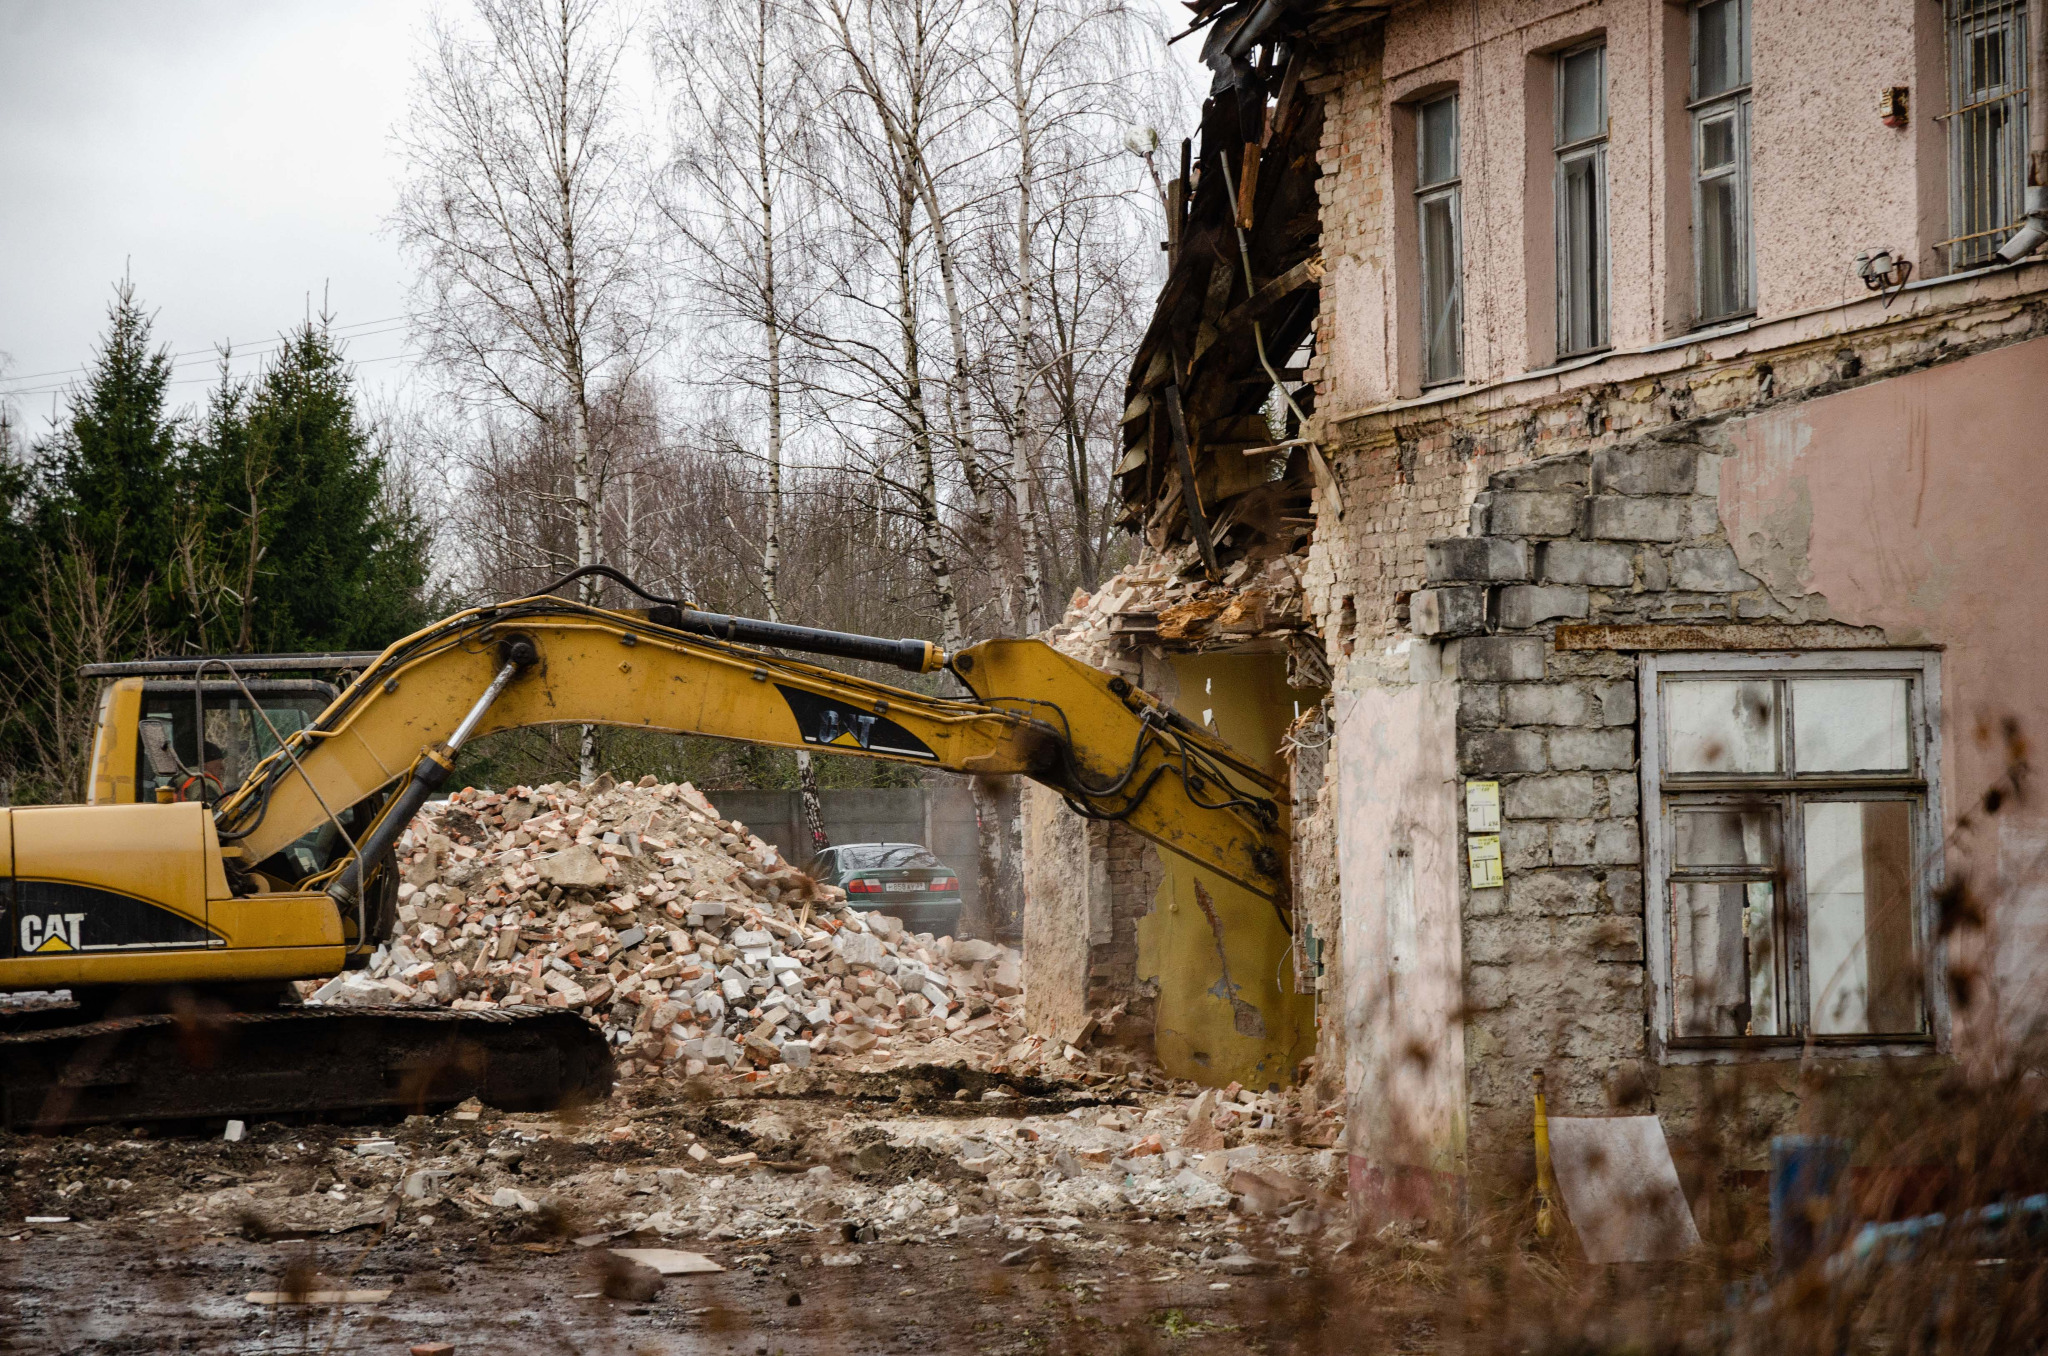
[0,314,413,391]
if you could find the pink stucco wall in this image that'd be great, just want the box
[1717,335,2048,1050]
[1332,0,1959,408]
[1335,671,1467,1222]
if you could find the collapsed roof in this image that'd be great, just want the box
[1117,0,1386,577]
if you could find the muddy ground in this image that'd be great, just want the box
[0,1065,1415,1356]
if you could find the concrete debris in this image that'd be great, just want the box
[610,1247,724,1275]
[1043,551,1305,670]
[244,1289,392,1305]
[600,1253,664,1301]
[306,777,1035,1079]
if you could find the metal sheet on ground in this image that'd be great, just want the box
[1546,1115,1701,1263]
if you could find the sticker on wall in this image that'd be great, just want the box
[1465,779,1501,832]
[1467,833,1503,889]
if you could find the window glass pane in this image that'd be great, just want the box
[1674,808,1777,868]
[1666,679,1779,773]
[1698,170,1745,317]
[1559,45,1606,144]
[1803,801,1924,1034]
[1419,94,1458,186]
[1968,24,2010,93]
[1695,0,1747,97]
[1558,150,1606,353]
[1420,191,1463,382]
[1699,114,1736,171]
[1791,678,1910,772]
[1671,880,1781,1036]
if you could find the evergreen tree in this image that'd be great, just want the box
[182,321,431,652]
[34,278,180,607]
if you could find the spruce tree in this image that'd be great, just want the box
[35,278,180,604]
[183,321,430,652]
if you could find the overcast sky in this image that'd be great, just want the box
[1,1,429,429]
[0,0,1203,437]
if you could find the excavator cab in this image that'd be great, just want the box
[82,654,382,807]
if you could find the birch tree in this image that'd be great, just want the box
[395,0,657,779]
[659,0,833,849]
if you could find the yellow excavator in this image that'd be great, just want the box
[0,568,1289,1129]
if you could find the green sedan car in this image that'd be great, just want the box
[806,842,964,938]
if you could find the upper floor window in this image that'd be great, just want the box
[1556,42,1610,355]
[1692,0,1753,321]
[1417,92,1465,385]
[1944,0,2031,267]
[1641,652,1942,1056]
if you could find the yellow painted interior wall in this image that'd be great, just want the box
[1137,651,1320,1088]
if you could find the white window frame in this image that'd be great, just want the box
[1416,91,1465,387]
[1690,0,1754,322]
[1638,650,1948,1064]
[1556,41,1611,356]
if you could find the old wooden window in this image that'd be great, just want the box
[1556,42,1610,354]
[1416,91,1465,385]
[1943,0,2032,267]
[1691,0,1753,321]
[1639,652,1943,1056]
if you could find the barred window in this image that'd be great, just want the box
[1640,653,1942,1054]
[1944,0,2031,267]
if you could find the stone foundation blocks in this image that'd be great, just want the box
[1547,727,1636,770]
[1503,682,1593,726]
[1591,444,1699,496]
[1671,545,1760,592]
[1587,496,1686,541]
[1504,773,1601,819]
[1484,491,1584,538]
[1455,635,1546,682]
[1459,728,1547,774]
[1538,540,1636,587]
[1496,584,1589,628]
[1411,586,1488,637]
[1425,536,1531,583]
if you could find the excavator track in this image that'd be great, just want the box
[0,1006,613,1131]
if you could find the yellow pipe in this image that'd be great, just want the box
[1533,1069,1557,1239]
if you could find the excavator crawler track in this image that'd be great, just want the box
[0,1006,613,1131]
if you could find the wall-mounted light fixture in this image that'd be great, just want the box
[1855,248,1913,296]
[1879,87,1909,128]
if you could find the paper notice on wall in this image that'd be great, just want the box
[1466,834,1502,889]
[1464,779,1501,832]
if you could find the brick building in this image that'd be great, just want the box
[1026,0,2048,1222]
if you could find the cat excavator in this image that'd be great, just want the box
[0,568,1290,1130]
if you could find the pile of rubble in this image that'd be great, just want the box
[1043,548,1306,670]
[308,777,1028,1079]
[103,1075,1347,1250]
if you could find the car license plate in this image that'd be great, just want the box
[884,881,927,892]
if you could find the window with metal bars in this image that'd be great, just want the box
[1692,0,1754,321]
[1416,92,1465,385]
[1944,0,2031,267]
[1556,42,1610,355]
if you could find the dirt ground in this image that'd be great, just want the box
[0,1064,1392,1356]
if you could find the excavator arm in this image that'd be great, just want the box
[211,591,1289,918]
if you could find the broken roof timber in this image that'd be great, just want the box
[1118,0,1386,574]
